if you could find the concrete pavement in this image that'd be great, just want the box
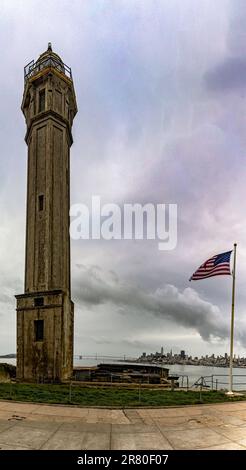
[0,400,246,450]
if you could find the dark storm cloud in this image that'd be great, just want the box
[73,265,246,346]
[205,57,246,91]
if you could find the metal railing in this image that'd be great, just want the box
[179,374,190,391]
[24,55,72,81]
[192,374,246,392]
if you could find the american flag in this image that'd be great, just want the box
[190,251,232,281]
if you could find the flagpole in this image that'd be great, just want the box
[228,243,237,395]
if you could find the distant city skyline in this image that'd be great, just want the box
[139,347,246,368]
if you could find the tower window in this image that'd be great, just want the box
[38,195,44,211]
[34,320,44,341]
[39,89,45,112]
[34,297,44,307]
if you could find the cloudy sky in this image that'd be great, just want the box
[1,0,246,358]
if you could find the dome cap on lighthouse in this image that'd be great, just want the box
[36,43,65,74]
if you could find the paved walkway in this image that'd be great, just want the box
[0,400,246,450]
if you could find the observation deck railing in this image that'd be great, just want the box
[24,55,72,81]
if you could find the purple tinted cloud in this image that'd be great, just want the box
[0,0,246,357]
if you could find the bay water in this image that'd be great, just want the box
[2,358,246,391]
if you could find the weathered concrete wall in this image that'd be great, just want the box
[25,103,71,294]
[16,291,73,382]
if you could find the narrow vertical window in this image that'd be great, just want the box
[39,89,45,112]
[39,195,44,211]
[34,320,44,341]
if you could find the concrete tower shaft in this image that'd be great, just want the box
[16,45,77,382]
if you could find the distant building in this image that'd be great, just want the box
[74,362,170,384]
[180,350,185,359]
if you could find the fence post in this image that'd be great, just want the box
[139,382,141,404]
[187,376,189,392]
[69,381,72,403]
[211,375,213,391]
[216,379,218,391]
[199,377,203,402]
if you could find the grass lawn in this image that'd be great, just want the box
[0,382,245,407]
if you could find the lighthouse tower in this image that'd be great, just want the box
[16,44,77,382]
